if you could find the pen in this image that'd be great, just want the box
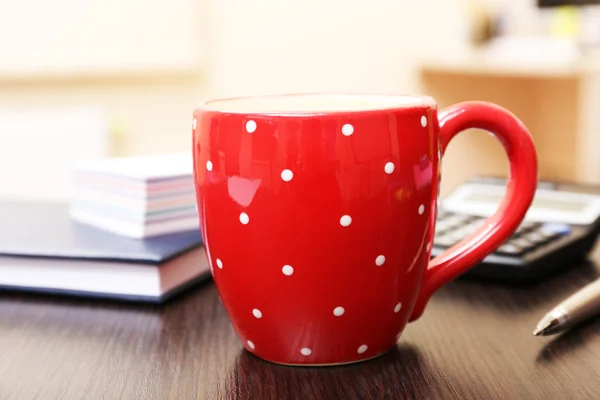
[533,277,600,336]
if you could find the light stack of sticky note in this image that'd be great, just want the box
[69,152,199,239]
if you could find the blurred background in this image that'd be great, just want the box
[2,0,600,201]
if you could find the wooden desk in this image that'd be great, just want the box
[3,248,600,399]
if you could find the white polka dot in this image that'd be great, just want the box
[421,115,428,128]
[384,162,395,175]
[206,160,213,171]
[418,204,425,215]
[340,215,352,227]
[192,118,197,129]
[252,309,262,319]
[282,265,294,276]
[394,303,402,313]
[333,306,345,316]
[281,169,293,182]
[426,242,431,252]
[247,340,255,350]
[375,255,386,266]
[239,212,250,225]
[246,120,257,133]
[341,123,354,136]
[300,347,312,356]
[216,258,223,269]
[357,345,368,354]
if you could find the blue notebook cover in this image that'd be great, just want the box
[0,201,203,264]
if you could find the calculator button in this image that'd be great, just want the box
[536,223,570,241]
[516,224,533,235]
[540,223,571,235]
[539,231,559,240]
[523,231,549,244]
[516,222,539,236]
[509,238,534,250]
[496,244,523,255]
[521,221,538,229]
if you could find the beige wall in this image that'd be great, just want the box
[202,0,545,197]
[0,1,475,158]
[1,0,544,156]
[0,0,208,159]
[0,0,204,77]
[0,75,205,157]
[204,0,471,98]
[0,0,546,199]
[0,74,207,200]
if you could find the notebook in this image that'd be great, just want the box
[0,201,210,302]
[69,152,198,238]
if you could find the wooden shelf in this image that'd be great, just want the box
[418,54,600,196]
[420,53,600,79]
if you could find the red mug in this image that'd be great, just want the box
[192,93,537,366]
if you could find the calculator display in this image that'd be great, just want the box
[433,179,600,284]
[464,193,588,212]
[443,181,600,225]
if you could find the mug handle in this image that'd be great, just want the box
[409,101,538,322]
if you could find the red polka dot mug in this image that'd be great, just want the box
[192,93,537,366]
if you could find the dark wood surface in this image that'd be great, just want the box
[3,249,600,399]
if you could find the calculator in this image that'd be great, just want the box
[431,176,600,283]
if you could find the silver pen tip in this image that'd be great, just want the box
[532,311,567,337]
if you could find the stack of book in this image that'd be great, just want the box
[0,201,210,302]
[68,152,199,239]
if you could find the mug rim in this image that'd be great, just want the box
[195,92,436,116]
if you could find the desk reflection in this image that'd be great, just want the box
[211,344,434,400]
